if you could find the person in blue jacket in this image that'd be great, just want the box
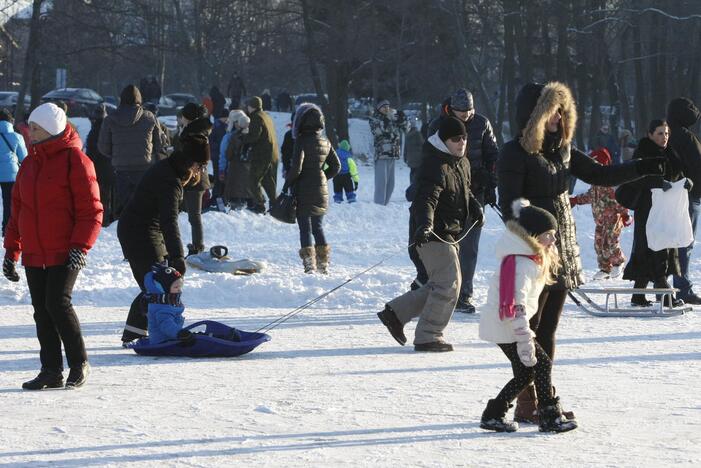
[0,108,28,236]
[145,263,187,344]
[333,139,359,203]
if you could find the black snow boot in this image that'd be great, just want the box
[538,397,578,433]
[187,243,205,257]
[377,305,407,346]
[22,368,64,390]
[480,399,518,432]
[653,279,684,308]
[65,362,90,389]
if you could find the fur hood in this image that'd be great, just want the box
[497,220,546,259]
[518,81,577,155]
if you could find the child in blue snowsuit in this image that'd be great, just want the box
[145,263,189,344]
[333,140,359,203]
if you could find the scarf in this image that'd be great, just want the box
[148,292,183,306]
[499,254,541,320]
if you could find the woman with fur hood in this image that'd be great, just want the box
[283,103,340,274]
[498,82,665,423]
[479,199,576,433]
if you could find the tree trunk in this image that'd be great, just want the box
[632,19,648,137]
[16,0,44,123]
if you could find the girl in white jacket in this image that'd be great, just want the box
[478,199,577,433]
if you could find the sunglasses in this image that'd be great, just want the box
[449,135,467,143]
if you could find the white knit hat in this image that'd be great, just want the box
[28,103,67,136]
[227,110,250,132]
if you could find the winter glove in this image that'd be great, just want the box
[177,329,196,346]
[3,257,19,282]
[469,196,485,228]
[569,197,577,208]
[413,225,432,247]
[684,178,694,192]
[517,339,537,368]
[510,304,537,367]
[66,248,87,271]
[484,185,497,206]
[169,256,187,276]
[661,180,673,192]
[621,211,632,227]
[634,157,665,176]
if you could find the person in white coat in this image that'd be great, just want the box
[478,198,577,434]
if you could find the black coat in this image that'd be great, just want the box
[667,97,701,198]
[280,130,294,174]
[117,158,185,262]
[428,106,499,196]
[85,119,115,185]
[498,134,642,290]
[410,136,474,244]
[622,137,685,282]
[284,132,341,217]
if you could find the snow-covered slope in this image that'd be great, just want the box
[0,114,699,466]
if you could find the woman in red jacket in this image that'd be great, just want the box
[3,103,103,390]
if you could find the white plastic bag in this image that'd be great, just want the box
[646,179,693,251]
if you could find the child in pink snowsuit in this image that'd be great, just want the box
[570,148,631,279]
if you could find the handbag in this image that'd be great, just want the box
[270,190,297,224]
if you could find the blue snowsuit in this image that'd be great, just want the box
[144,271,185,344]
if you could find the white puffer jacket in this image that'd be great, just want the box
[479,222,548,344]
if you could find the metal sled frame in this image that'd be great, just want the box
[570,288,692,317]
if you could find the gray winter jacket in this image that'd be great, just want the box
[98,105,161,171]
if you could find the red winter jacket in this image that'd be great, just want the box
[4,125,103,267]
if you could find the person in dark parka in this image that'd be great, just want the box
[117,135,210,344]
[85,104,116,226]
[497,81,665,423]
[623,120,689,307]
[378,117,484,353]
[283,103,340,274]
[209,86,227,122]
[243,96,279,213]
[668,97,701,304]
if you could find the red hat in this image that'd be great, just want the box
[591,148,612,166]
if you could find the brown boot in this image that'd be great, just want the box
[315,244,330,274]
[299,246,316,273]
[514,385,539,424]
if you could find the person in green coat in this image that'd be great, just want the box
[243,96,279,213]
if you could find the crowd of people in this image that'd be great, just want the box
[0,75,699,436]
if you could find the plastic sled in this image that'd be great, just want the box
[128,320,271,357]
[186,245,264,275]
[569,288,692,318]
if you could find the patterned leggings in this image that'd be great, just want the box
[495,342,553,404]
[595,221,625,271]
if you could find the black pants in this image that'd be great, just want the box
[183,190,204,249]
[333,173,356,197]
[297,214,326,248]
[25,265,86,371]
[97,178,114,227]
[530,289,568,360]
[121,251,161,342]
[1,181,13,236]
[495,342,553,404]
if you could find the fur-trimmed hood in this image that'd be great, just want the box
[517,81,577,155]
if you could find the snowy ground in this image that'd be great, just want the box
[0,115,700,467]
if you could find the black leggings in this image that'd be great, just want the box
[529,289,567,360]
[496,342,553,404]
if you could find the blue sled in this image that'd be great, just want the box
[128,320,271,357]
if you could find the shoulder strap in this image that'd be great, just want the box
[0,132,15,155]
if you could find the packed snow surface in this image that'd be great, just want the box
[0,114,699,467]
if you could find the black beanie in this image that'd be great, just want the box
[151,263,182,293]
[512,198,558,237]
[182,102,208,121]
[515,83,545,132]
[438,116,467,142]
[120,85,142,106]
[181,134,210,164]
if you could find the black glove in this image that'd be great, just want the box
[469,196,485,228]
[413,225,432,247]
[3,257,19,282]
[396,110,406,122]
[684,178,694,192]
[169,256,186,275]
[484,186,497,206]
[177,329,196,346]
[661,180,673,192]
[634,157,665,176]
[66,248,87,271]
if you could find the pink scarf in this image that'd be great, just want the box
[499,254,541,320]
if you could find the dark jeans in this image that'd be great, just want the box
[495,342,553,405]
[529,289,568,360]
[1,181,13,236]
[297,214,326,248]
[25,265,86,371]
[114,170,146,220]
[121,252,161,342]
[183,190,204,249]
[673,195,700,298]
[458,193,485,298]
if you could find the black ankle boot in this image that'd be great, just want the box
[480,399,518,432]
[631,294,652,307]
[538,397,578,433]
[65,362,90,389]
[22,368,64,390]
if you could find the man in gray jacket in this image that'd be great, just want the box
[98,85,162,219]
